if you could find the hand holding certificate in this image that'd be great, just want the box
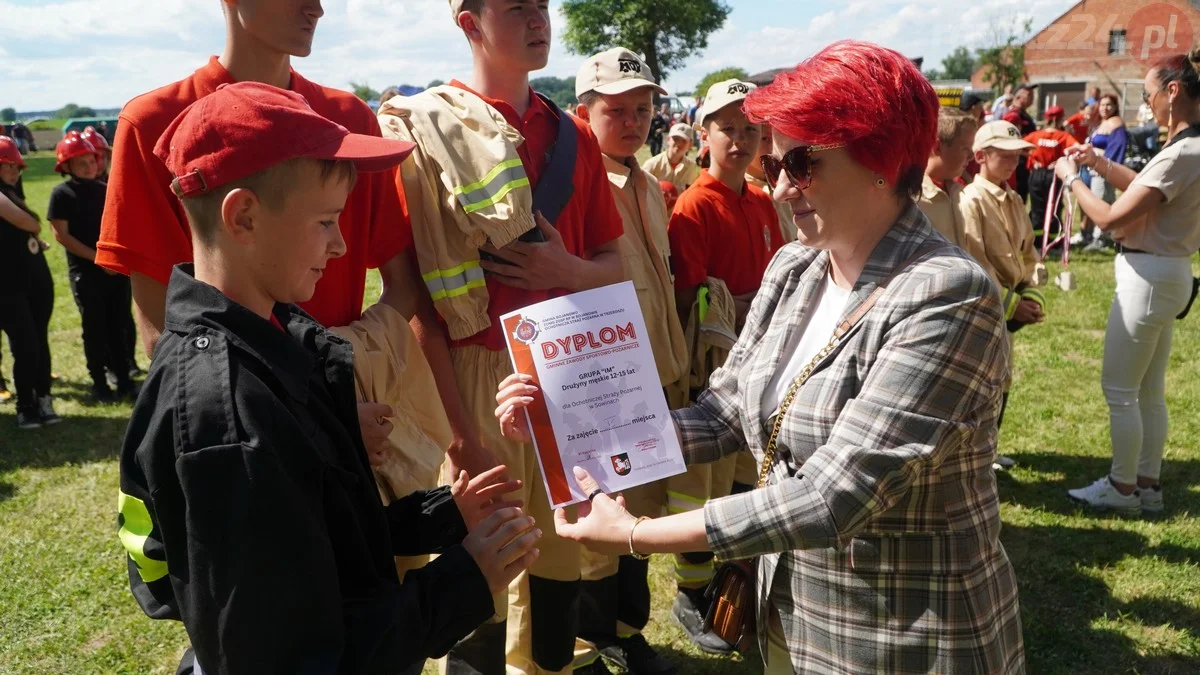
[499,282,687,508]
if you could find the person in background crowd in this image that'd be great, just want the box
[1002,83,1038,200]
[1080,93,1129,251]
[918,107,978,248]
[48,134,136,403]
[1086,86,1101,105]
[643,123,701,193]
[0,136,56,429]
[1024,105,1078,238]
[648,102,670,156]
[1062,49,1200,515]
[960,92,987,121]
[744,123,797,242]
[1066,101,1098,145]
[990,85,1014,120]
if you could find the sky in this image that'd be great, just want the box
[0,0,1080,113]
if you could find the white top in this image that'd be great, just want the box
[761,271,853,422]
[1125,132,1200,258]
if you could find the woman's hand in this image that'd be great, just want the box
[554,467,637,556]
[494,373,537,443]
[451,464,524,532]
[1067,143,1099,168]
[1054,156,1080,182]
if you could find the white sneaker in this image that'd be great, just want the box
[1069,232,1086,246]
[1068,476,1142,515]
[1140,485,1164,513]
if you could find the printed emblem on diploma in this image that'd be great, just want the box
[502,281,687,508]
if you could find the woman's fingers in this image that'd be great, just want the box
[495,378,538,405]
[572,466,601,496]
[494,397,535,423]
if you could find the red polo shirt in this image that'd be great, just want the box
[1065,112,1090,145]
[1024,128,1078,170]
[96,56,411,329]
[446,80,624,352]
[668,171,785,296]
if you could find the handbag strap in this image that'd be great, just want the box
[755,240,951,488]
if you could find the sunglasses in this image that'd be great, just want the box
[759,143,844,192]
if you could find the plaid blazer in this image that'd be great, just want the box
[675,203,1025,674]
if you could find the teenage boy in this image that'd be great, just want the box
[663,78,784,654]
[95,0,408,457]
[918,107,979,248]
[960,120,1047,429]
[378,2,625,673]
[642,123,701,193]
[572,47,689,675]
[118,82,540,675]
[744,123,797,243]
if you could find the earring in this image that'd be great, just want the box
[876,177,886,187]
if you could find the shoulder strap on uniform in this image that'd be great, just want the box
[531,93,577,226]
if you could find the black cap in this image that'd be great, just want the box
[959,93,985,111]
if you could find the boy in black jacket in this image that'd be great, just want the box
[117,82,541,675]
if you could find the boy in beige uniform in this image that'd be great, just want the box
[572,48,690,675]
[642,123,702,193]
[918,107,978,248]
[744,123,797,243]
[960,120,1047,432]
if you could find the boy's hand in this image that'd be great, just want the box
[1013,299,1044,325]
[357,402,394,468]
[478,212,580,291]
[451,465,524,532]
[462,507,541,594]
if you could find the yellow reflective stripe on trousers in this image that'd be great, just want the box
[118,491,168,583]
[422,260,486,302]
[666,490,706,515]
[453,159,530,215]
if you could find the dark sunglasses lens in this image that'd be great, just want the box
[760,156,782,190]
[783,148,811,189]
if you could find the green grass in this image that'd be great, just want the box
[3,151,1200,673]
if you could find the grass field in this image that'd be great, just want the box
[2,149,1199,673]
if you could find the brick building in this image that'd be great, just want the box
[971,0,1200,120]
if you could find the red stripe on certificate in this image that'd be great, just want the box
[502,314,571,505]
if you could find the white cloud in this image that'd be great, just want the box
[0,0,1078,112]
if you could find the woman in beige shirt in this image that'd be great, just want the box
[1056,49,1200,515]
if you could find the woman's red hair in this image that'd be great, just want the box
[743,40,939,195]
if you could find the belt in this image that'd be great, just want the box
[1116,243,1152,255]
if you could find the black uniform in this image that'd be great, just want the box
[47,177,134,391]
[0,182,54,416]
[118,266,494,674]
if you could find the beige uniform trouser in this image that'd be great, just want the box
[441,345,580,675]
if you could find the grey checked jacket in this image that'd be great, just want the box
[674,203,1025,674]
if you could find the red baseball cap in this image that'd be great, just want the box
[155,82,415,198]
[1045,105,1065,119]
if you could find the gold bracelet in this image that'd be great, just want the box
[628,516,651,560]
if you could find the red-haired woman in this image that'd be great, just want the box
[495,40,1023,673]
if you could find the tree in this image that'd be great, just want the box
[975,18,1033,94]
[0,108,15,123]
[692,67,748,99]
[939,46,977,81]
[560,0,730,85]
[350,82,380,102]
[530,76,577,109]
[427,79,445,89]
[56,103,97,119]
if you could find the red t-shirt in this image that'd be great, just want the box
[1065,112,1090,145]
[446,81,625,352]
[668,171,785,296]
[96,56,411,329]
[1024,129,1078,170]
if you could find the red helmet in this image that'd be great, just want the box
[0,136,26,169]
[81,126,111,153]
[55,134,98,173]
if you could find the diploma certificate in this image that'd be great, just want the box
[501,282,687,508]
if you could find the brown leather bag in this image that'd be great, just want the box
[701,241,949,650]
